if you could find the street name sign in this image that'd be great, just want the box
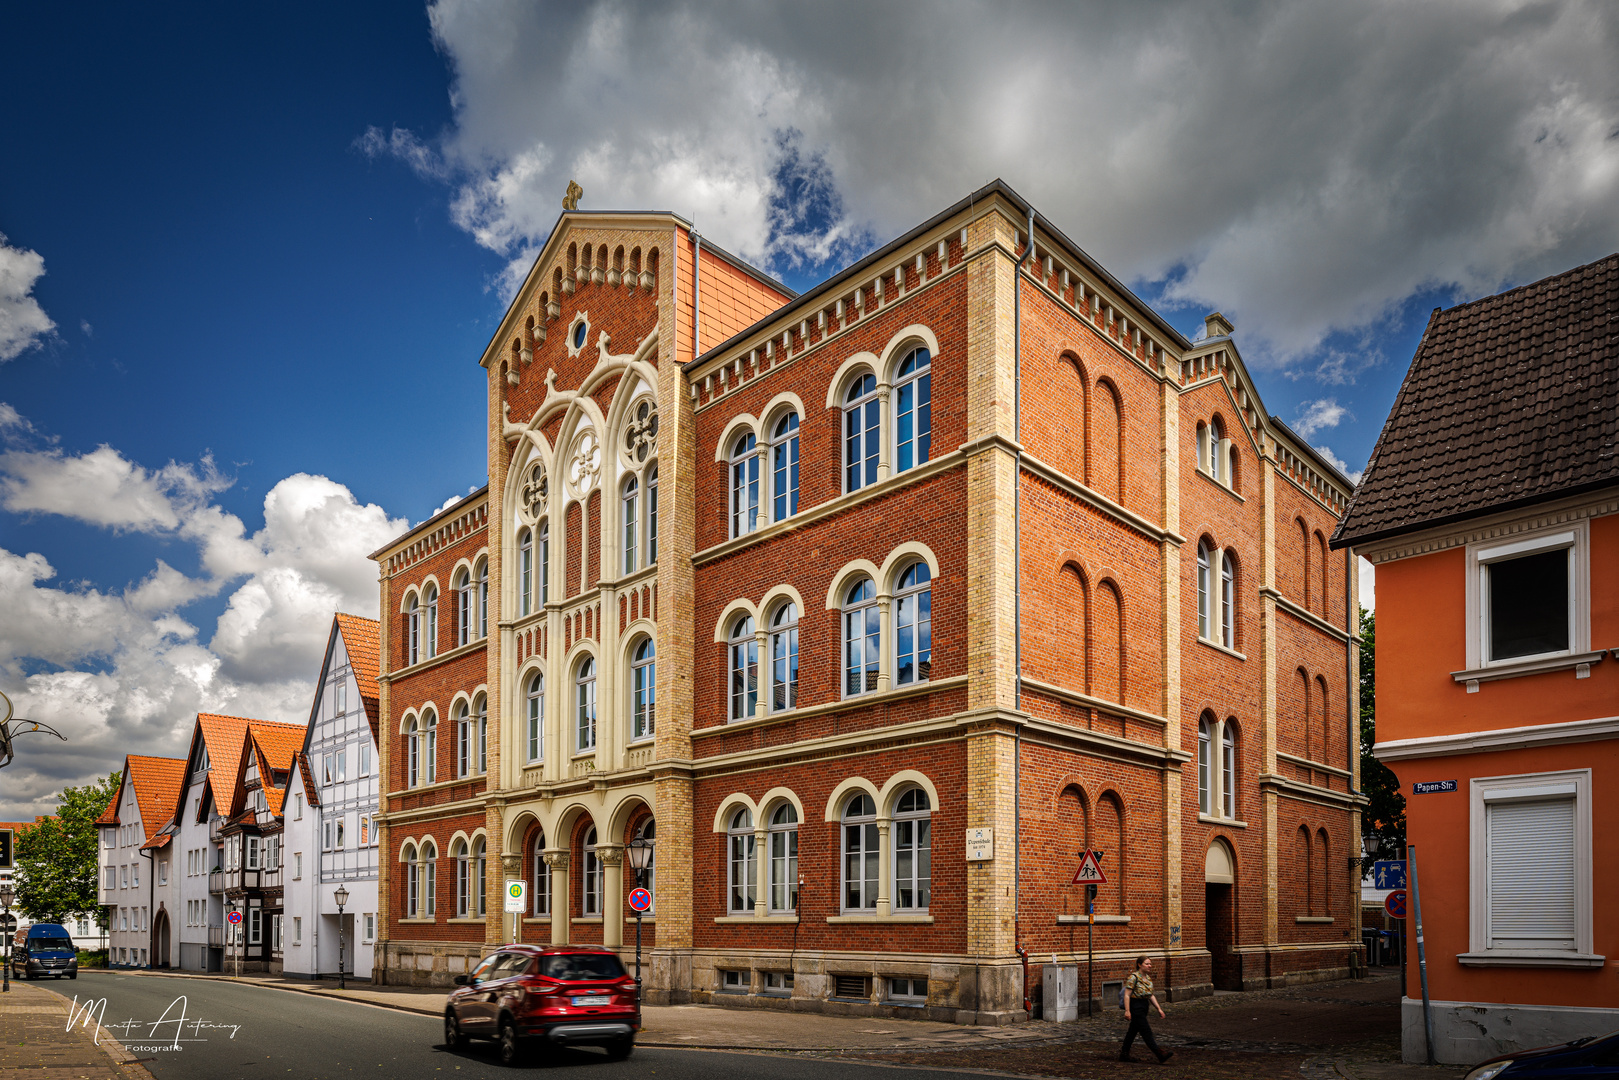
[1412,780,1457,794]
[504,879,527,913]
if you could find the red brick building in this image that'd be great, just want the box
[372,182,1361,1019]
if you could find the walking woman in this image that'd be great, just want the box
[1119,956,1174,1063]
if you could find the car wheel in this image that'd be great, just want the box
[606,1036,634,1061]
[444,1010,468,1050]
[69,973,77,980]
[498,1017,523,1066]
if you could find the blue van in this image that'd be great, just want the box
[13,923,77,980]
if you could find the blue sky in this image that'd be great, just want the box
[3,1,1617,818]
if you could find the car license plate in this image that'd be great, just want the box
[572,995,610,1007]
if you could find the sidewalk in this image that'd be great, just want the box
[0,981,152,1079]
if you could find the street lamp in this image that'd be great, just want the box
[1,881,12,993]
[333,885,349,991]
[625,838,653,1002]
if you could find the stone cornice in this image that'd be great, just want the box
[1261,588,1354,643]
[1374,713,1619,763]
[1018,456,1184,545]
[1353,489,1619,565]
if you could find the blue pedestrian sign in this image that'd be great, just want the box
[1371,860,1406,890]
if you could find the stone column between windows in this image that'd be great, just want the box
[753,628,769,721]
[598,846,624,948]
[876,386,892,482]
[754,445,769,526]
[875,818,893,917]
[752,827,769,918]
[1260,444,1280,948]
[875,595,894,694]
[1157,371,1184,968]
[544,851,570,945]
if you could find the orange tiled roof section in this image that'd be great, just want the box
[296,752,320,809]
[127,756,186,842]
[335,612,382,742]
[194,713,299,819]
[247,721,306,818]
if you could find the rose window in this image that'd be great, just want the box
[569,431,602,495]
[624,400,659,464]
[520,463,548,521]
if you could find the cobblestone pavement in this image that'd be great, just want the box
[0,981,153,1079]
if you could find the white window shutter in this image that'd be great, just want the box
[1486,797,1575,950]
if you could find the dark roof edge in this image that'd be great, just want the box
[694,233,799,302]
[1330,476,1619,551]
[687,178,1195,373]
[369,484,491,562]
[1267,416,1357,490]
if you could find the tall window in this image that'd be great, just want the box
[771,413,799,521]
[404,844,419,916]
[895,563,932,686]
[576,658,597,752]
[477,559,489,639]
[768,803,799,912]
[453,839,470,917]
[1209,419,1226,481]
[769,603,799,711]
[1197,717,1211,814]
[635,818,656,910]
[518,529,533,617]
[473,837,487,917]
[539,521,550,605]
[526,672,544,763]
[727,808,756,913]
[531,831,552,916]
[893,788,931,910]
[1220,550,1236,648]
[406,717,420,787]
[894,347,932,473]
[729,616,758,721]
[1196,543,1212,640]
[622,475,639,573]
[455,701,472,778]
[423,841,437,917]
[841,793,879,911]
[844,374,880,492]
[646,466,658,564]
[843,578,879,696]
[582,827,602,916]
[422,709,438,784]
[475,694,488,774]
[631,638,656,741]
[407,593,421,665]
[423,583,438,659]
[730,433,760,537]
[455,569,473,647]
[1221,723,1237,819]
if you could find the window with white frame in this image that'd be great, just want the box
[522,672,543,763]
[844,374,880,492]
[770,413,799,521]
[474,836,487,917]
[360,739,370,777]
[293,793,302,819]
[477,558,489,638]
[894,347,932,473]
[646,466,658,564]
[843,578,879,696]
[769,803,798,912]
[575,659,597,752]
[403,845,419,916]
[1473,528,1584,666]
[406,716,420,787]
[455,568,474,647]
[889,977,928,1002]
[841,792,879,911]
[1197,717,1212,814]
[895,563,932,686]
[727,808,756,913]
[531,831,552,916]
[769,602,799,711]
[763,970,793,993]
[1220,549,1236,648]
[1222,722,1238,819]
[423,583,438,660]
[1469,770,1593,962]
[475,693,488,774]
[582,827,602,915]
[407,593,421,665]
[539,521,551,604]
[335,817,345,848]
[730,433,760,537]
[456,701,473,777]
[363,913,374,942]
[246,836,260,870]
[622,474,639,573]
[893,788,931,910]
[422,841,437,917]
[518,529,533,616]
[453,838,471,917]
[631,638,656,741]
[728,616,758,721]
[334,675,347,717]
[422,709,437,783]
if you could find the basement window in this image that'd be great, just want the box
[833,974,870,999]
[887,977,927,1004]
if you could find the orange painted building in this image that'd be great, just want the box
[1334,253,1619,1064]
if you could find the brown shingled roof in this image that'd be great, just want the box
[1334,253,1619,548]
[334,612,382,742]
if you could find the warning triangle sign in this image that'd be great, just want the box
[1071,850,1107,885]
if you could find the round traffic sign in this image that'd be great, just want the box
[507,882,524,899]
[1385,889,1407,919]
[627,887,652,912]
[227,910,243,925]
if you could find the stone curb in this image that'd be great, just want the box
[26,981,151,1074]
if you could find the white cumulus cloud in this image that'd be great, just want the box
[1291,399,1352,439]
[0,234,55,362]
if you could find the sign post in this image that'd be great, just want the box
[504,880,527,947]
[227,907,242,980]
[1072,851,1107,1017]
[1409,846,1435,1066]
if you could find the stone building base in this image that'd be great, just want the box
[376,941,487,988]
[1403,997,1619,1065]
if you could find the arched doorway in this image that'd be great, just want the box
[1204,839,1239,990]
[152,907,171,969]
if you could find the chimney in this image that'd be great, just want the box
[1204,312,1234,339]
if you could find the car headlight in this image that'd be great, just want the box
[1463,1062,1513,1080]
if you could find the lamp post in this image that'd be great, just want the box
[333,885,349,991]
[625,838,652,1004]
[1,881,12,993]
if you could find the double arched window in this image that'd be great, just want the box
[631,639,656,741]
[622,465,658,572]
[575,658,597,752]
[454,562,488,647]
[530,830,552,916]
[727,808,755,913]
[729,616,758,721]
[525,672,544,764]
[769,603,798,712]
[1197,542,1239,649]
[1197,715,1240,819]
[838,787,933,913]
[1197,418,1237,490]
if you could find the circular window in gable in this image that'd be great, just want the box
[573,321,588,349]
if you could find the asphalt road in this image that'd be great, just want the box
[64,972,989,1080]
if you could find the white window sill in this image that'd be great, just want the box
[522,916,552,924]
[714,915,799,924]
[1195,467,1245,502]
[1198,813,1248,829]
[1057,914,1131,925]
[1457,951,1605,968]
[826,914,933,925]
[1295,915,1335,924]
[1452,650,1604,691]
[571,916,604,925]
[398,918,436,925]
[572,751,597,760]
[1196,636,1247,661]
[446,917,484,925]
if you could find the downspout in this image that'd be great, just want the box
[1013,207,1034,1016]
[1346,544,1361,974]
[140,844,155,968]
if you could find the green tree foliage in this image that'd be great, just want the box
[1359,610,1406,859]
[14,772,120,924]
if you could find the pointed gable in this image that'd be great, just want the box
[127,756,186,842]
[333,612,382,743]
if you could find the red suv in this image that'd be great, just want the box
[445,945,640,1064]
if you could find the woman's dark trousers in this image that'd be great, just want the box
[1120,998,1165,1060]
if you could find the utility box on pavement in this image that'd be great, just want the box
[1042,964,1079,1022]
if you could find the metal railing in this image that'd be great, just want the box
[208,870,224,893]
[206,924,225,948]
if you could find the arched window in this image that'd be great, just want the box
[646,466,658,564]
[622,475,639,573]
[727,807,755,913]
[768,803,798,913]
[895,563,932,686]
[1197,717,1212,814]
[728,616,758,721]
[525,672,544,764]
[407,593,421,665]
[455,569,473,648]
[1221,722,1237,819]
[406,716,420,788]
[539,521,550,605]
[1211,419,1228,484]
[631,638,656,741]
[893,787,932,911]
[531,830,552,916]
[1196,421,1210,474]
[769,602,799,712]
[1317,828,1331,915]
[452,838,470,917]
[581,826,602,916]
[771,413,800,521]
[730,433,760,537]
[475,693,488,774]
[1298,827,1314,915]
[1221,550,1236,648]
[422,840,437,917]
[403,843,419,917]
[1196,543,1212,640]
[635,818,656,910]
[843,578,879,697]
[844,373,879,492]
[518,529,533,617]
[422,709,438,784]
[841,792,879,911]
[477,559,489,639]
[474,837,487,917]
[455,701,472,778]
[423,584,438,659]
[575,659,596,752]
[1299,520,1313,609]
[894,347,932,473]
[1315,532,1329,617]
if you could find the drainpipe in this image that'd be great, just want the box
[1013,207,1034,1016]
[140,845,155,968]
[1346,545,1362,974]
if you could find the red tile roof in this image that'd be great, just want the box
[127,756,186,843]
[184,713,302,823]
[295,752,320,809]
[334,613,382,742]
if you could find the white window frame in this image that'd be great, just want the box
[575,659,597,753]
[842,578,879,698]
[407,593,421,665]
[1221,723,1237,819]
[646,466,658,565]
[840,792,880,912]
[727,808,756,914]
[477,558,489,638]
[422,709,438,783]
[769,602,799,712]
[892,788,931,912]
[768,803,798,913]
[518,529,533,617]
[1465,522,1588,670]
[532,833,552,916]
[423,583,438,660]
[456,701,472,778]
[892,346,931,475]
[728,616,758,722]
[1220,549,1236,648]
[1465,769,1597,966]
[539,521,550,605]
[474,837,487,917]
[1197,717,1211,814]
[456,568,473,648]
[622,473,639,573]
[893,563,932,687]
[524,673,543,764]
[630,638,655,742]
[363,913,375,942]
[729,433,760,538]
[769,413,799,523]
[475,694,488,774]
[1196,543,1211,640]
[453,839,471,917]
[582,828,602,916]
[843,373,880,494]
